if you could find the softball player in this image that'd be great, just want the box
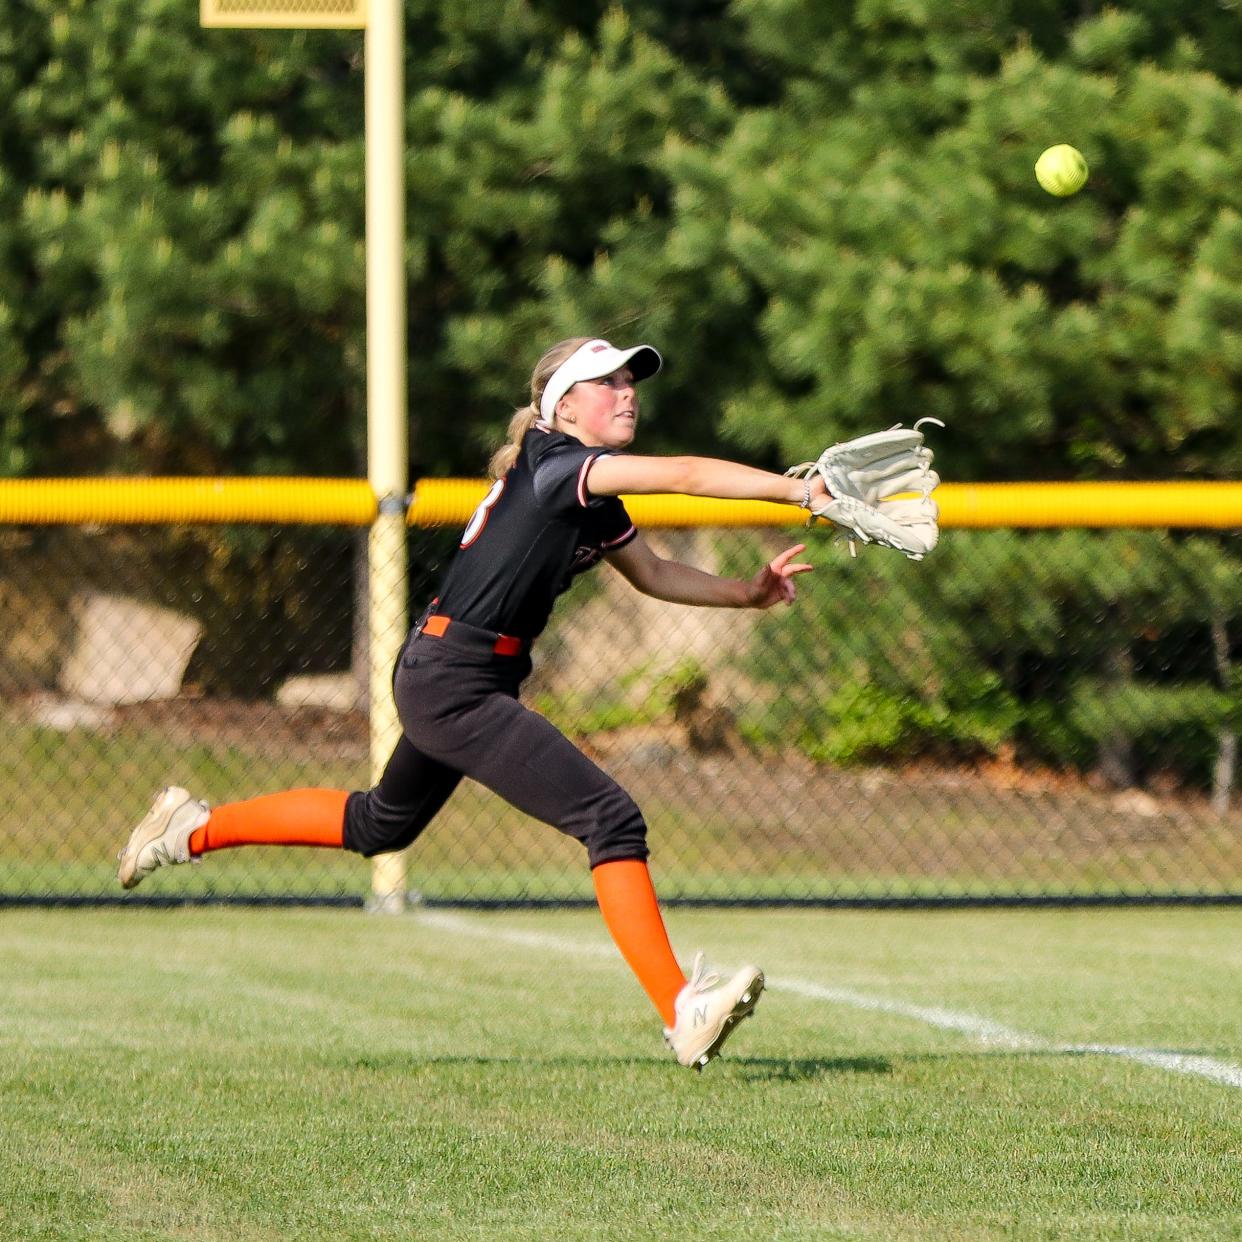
[117,336,828,1069]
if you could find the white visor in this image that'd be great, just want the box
[538,339,663,426]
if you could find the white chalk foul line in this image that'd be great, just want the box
[778,977,1242,1090]
[416,910,1242,1091]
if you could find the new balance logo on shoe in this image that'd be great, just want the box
[116,786,210,890]
[663,951,764,1070]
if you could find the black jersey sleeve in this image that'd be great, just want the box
[531,442,613,513]
[594,496,638,552]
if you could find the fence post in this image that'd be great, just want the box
[1212,616,1236,817]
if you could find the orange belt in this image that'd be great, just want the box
[421,613,525,656]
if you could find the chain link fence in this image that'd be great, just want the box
[2,519,1240,905]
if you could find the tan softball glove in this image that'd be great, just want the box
[785,419,943,560]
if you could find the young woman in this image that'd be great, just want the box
[117,337,829,1070]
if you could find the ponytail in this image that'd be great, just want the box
[487,336,594,481]
[487,405,540,480]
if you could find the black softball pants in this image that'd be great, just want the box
[342,621,649,869]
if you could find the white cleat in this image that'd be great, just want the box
[664,952,765,1071]
[116,786,210,890]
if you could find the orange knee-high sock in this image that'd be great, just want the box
[592,859,687,1026]
[188,789,348,855]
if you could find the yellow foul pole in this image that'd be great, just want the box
[364,0,410,913]
[200,3,407,910]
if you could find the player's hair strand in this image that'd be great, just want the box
[487,337,594,480]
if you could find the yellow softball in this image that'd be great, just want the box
[1035,144,1089,196]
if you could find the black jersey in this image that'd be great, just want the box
[431,426,638,639]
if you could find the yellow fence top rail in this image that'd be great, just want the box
[0,478,376,526]
[2,477,1242,529]
[405,479,809,528]
[410,479,1242,530]
[941,481,1242,529]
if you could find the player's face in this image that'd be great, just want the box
[556,367,638,448]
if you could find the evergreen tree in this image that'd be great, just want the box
[6,2,1242,480]
[5,1,742,475]
[590,6,1242,480]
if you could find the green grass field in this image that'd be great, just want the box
[2,906,1240,1240]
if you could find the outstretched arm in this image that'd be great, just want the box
[586,454,830,510]
[606,534,813,609]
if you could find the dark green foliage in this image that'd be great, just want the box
[645,9,1242,481]
[4,2,1242,478]
[736,529,1241,788]
[2,1,1241,777]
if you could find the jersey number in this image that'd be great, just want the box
[460,478,505,548]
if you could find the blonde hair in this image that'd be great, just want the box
[487,336,594,480]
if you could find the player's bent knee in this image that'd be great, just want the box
[342,789,426,858]
[583,790,649,868]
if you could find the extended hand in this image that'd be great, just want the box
[747,543,813,608]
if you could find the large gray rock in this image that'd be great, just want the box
[276,672,361,714]
[27,694,117,733]
[59,593,202,706]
